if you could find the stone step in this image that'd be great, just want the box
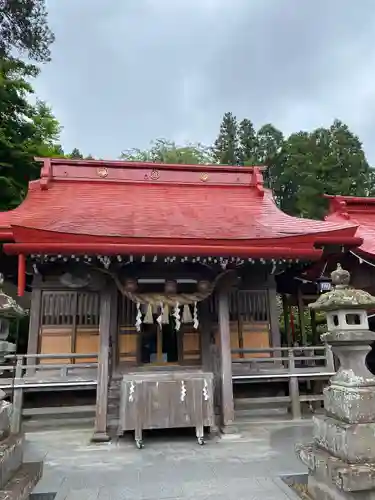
[0,461,43,500]
[0,434,24,489]
[235,407,288,419]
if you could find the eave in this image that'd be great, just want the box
[2,233,363,261]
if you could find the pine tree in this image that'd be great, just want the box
[69,148,84,159]
[238,119,258,165]
[213,112,239,165]
[255,124,284,189]
[0,0,54,62]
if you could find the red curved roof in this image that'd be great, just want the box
[0,159,361,259]
[325,195,375,258]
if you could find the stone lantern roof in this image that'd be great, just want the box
[309,263,375,312]
[0,274,26,318]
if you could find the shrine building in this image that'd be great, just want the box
[0,158,363,444]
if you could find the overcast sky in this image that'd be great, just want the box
[36,0,375,162]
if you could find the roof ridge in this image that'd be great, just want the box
[35,157,267,192]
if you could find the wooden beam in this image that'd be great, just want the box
[310,309,318,345]
[218,290,235,427]
[297,287,307,345]
[92,285,112,442]
[267,275,281,347]
[199,300,212,371]
[26,287,42,375]
[282,294,292,346]
[109,287,118,373]
[17,254,26,297]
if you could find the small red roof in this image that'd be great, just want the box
[325,195,375,258]
[0,159,361,259]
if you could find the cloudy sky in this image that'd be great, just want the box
[36,0,375,162]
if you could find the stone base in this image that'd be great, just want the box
[220,424,239,435]
[308,475,375,500]
[0,434,24,488]
[324,385,375,424]
[297,442,375,499]
[91,432,111,443]
[313,415,375,463]
[0,461,43,500]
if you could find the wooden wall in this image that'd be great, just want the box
[39,290,100,363]
[210,289,271,359]
[29,264,278,367]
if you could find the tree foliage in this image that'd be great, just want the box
[213,112,373,219]
[121,139,214,165]
[0,0,54,62]
[68,148,84,159]
[272,120,372,218]
[0,58,62,210]
[213,112,239,165]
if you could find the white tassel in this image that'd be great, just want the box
[143,303,153,324]
[182,304,193,323]
[193,301,199,329]
[135,303,142,332]
[162,303,170,324]
[156,302,163,327]
[174,302,181,331]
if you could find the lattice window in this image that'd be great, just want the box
[41,291,100,326]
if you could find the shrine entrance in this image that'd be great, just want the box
[116,293,201,369]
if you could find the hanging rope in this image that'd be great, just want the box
[94,267,233,305]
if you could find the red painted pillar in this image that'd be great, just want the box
[17,254,26,297]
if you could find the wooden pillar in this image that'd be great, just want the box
[267,275,281,347]
[109,288,118,374]
[310,309,318,345]
[282,294,292,346]
[11,357,24,434]
[199,300,212,371]
[218,289,235,428]
[288,348,301,419]
[297,288,307,345]
[92,285,112,442]
[26,286,42,375]
[17,254,26,297]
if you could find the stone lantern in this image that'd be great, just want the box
[0,274,42,497]
[296,264,375,500]
[0,273,26,364]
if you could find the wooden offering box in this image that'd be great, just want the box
[119,370,214,448]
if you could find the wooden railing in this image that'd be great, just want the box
[0,353,98,434]
[231,346,336,420]
[231,345,335,377]
[1,353,99,383]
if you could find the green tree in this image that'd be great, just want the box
[0,0,54,62]
[324,120,372,197]
[0,58,63,210]
[213,112,239,165]
[121,139,214,164]
[27,99,64,157]
[255,124,284,189]
[238,118,258,165]
[274,121,373,219]
[69,148,84,159]
[273,131,318,217]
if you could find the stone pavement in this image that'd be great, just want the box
[25,423,312,500]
